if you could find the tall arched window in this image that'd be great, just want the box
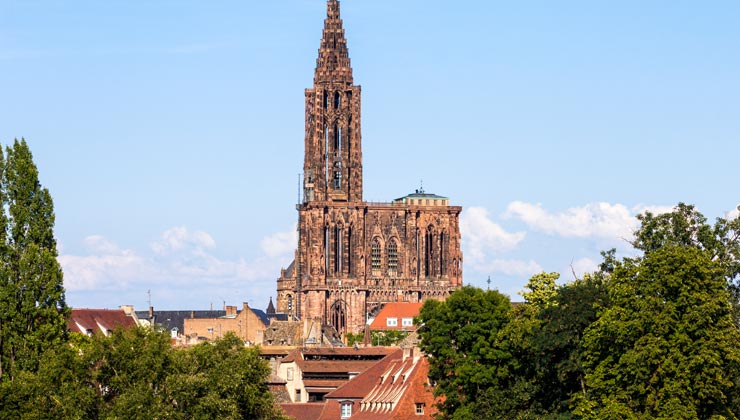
[347,227,353,276]
[333,122,340,152]
[330,300,346,334]
[387,239,398,277]
[334,225,343,275]
[439,232,445,277]
[371,238,382,277]
[425,226,435,278]
[324,227,330,275]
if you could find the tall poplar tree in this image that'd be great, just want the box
[0,138,68,381]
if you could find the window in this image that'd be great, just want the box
[335,226,343,274]
[415,403,425,415]
[387,317,398,327]
[387,239,398,276]
[287,295,293,311]
[402,318,413,327]
[371,238,382,276]
[341,402,352,418]
[287,367,294,380]
[334,171,341,188]
[295,388,301,402]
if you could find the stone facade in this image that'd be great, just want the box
[183,303,267,345]
[276,0,463,335]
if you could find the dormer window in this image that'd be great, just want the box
[341,402,352,418]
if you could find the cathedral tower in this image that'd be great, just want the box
[303,0,362,203]
[277,0,463,337]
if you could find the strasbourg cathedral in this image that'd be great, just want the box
[276,0,463,335]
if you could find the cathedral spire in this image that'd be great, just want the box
[314,0,353,86]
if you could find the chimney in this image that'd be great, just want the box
[190,311,195,319]
[403,346,414,361]
[226,305,237,316]
[148,306,154,320]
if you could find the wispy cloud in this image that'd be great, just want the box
[505,201,636,240]
[727,204,740,221]
[59,225,295,302]
[460,206,526,264]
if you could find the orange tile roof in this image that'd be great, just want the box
[369,302,423,331]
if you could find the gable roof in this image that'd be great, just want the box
[251,308,271,326]
[321,348,434,419]
[68,309,136,335]
[323,348,404,400]
[369,302,423,331]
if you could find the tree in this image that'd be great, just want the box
[418,286,516,419]
[577,246,740,419]
[167,333,287,420]
[634,203,740,301]
[0,138,68,381]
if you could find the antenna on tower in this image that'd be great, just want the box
[487,276,491,291]
[147,289,152,308]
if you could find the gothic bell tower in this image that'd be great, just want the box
[303,0,363,203]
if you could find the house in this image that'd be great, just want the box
[369,302,423,332]
[183,302,278,345]
[135,307,227,342]
[278,347,397,403]
[68,308,137,336]
[318,347,439,419]
[282,348,440,419]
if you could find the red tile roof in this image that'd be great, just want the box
[68,308,136,335]
[320,348,437,420]
[324,349,404,400]
[369,302,423,331]
[281,403,325,420]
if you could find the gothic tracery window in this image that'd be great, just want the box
[371,238,382,276]
[387,239,398,277]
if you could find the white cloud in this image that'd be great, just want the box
[60,226,296,305]
[632,204,675,216]
[726,204,740,221]
[565,257,599,280]
[59,239,149,292]
[460,207,526,265]
[505,201,637,240]
[84,235,121,254]
[474,259,543,277]
[150,226,215,255]
[260,225,297,258]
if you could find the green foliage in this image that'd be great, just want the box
[345,332,364,347]
[0,138,68,381]
[520,271,560,308]
[418,286,515,418]
[371,330,409,346]
[578,246,740,419]
[0,328,288,420]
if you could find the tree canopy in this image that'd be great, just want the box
[418,203,740,419]
[0,138,68,382]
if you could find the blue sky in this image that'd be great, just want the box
[1,0,738,310]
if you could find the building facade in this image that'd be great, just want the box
[276,0,463,335]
